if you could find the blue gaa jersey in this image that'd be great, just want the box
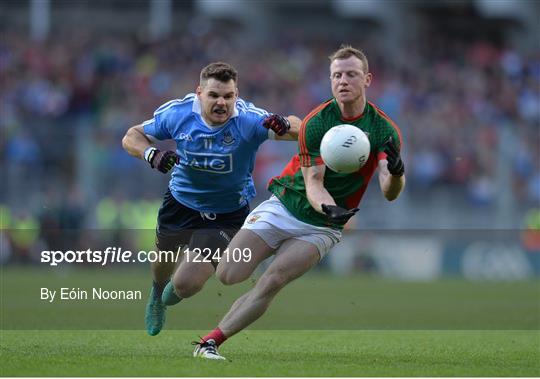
[142,94,270,213]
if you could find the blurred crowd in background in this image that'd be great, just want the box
[1,1,539,265]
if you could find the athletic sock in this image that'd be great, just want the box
[162,281,183,305]
[202,327,227,346]
[152,281,167,298]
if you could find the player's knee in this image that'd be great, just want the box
[173,276,203,298]
[216,265,245,286]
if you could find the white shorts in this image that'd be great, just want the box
[242,196,342,259]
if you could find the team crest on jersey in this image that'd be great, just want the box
[222,131,236,146]
[246,215,261,224]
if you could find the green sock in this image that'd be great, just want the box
[161,281,182,305]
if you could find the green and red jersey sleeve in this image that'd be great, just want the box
[298,100,333,167]
[369,101,403,163]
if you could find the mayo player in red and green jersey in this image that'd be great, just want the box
[268,96,403,229]
[192,46,405,360]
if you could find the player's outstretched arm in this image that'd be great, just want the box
[302,165,358,223]
[378,161,405,201]
[262,114,301,141]
[122,124,178,174]
[301,165,336,213]
[276,115,301,141]
[378,138,405,201]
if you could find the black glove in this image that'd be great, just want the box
[321,204,359,224]
[145,148,179,174]
[383,137,404,177]
[263,114,290,136]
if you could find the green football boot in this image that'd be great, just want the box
[145,287,166,336]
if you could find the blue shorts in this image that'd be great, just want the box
[155,189,249,254]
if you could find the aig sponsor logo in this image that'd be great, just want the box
[182,151,233,174]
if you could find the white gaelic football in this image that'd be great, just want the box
[320,124,371,173]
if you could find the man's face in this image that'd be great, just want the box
[330,56,372,104]
[196,78,238,126]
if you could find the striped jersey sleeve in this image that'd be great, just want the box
[143,94,195,140]
[298,117,326,167]
[298,100,333,167]
[236,98,270,145]
[369,102,403,162]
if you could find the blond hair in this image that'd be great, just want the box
[329,45,369,73]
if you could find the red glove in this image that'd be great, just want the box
[263,114,290,136]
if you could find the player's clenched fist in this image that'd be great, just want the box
[383,137,404,177]
[144,147,179,173]
[262,114,290,136]
[321,204,359,224]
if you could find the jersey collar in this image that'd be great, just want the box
[335,98,368,122]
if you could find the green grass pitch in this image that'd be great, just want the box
[1,268,539,376]
[1,330,539,376]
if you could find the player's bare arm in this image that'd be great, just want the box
[274,115,301,141]
[378,160,405,201]
[122,124,178,174]
[378,137,405,201]
[122,124,154,159]
[301,164,335,213]
[263,114,300,141]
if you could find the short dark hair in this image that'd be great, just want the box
[200,62,238,84]
[329,45,369,73]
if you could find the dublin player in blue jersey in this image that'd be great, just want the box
[122,62,300,336]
